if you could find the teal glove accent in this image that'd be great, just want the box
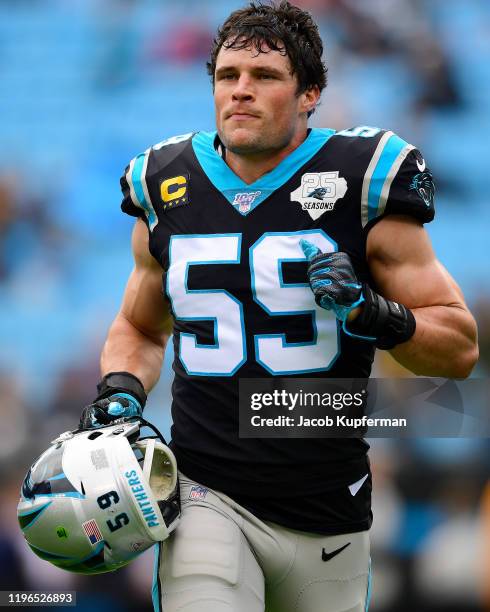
[80,393,142,429]
[300,238,321,262]
[301,239,364,323]
[106,393,142,418]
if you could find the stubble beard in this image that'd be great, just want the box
[221,125,292,157]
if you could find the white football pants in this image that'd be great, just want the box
[153,472,371,612]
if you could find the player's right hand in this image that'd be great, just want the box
[79,393,143,430]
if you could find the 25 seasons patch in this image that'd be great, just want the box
[290,171,348,220]
[160,173,190,212]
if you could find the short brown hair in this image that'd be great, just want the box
[207,1,327,114]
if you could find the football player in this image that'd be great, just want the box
[79,2,478,611]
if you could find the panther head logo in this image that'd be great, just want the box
[308,187,328,200]
[409,172,434,208]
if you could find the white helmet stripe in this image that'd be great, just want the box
[142,438,156,482]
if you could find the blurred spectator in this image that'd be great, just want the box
[148,21,214,65]
[329,0,462,111]
[0,179,16,281]
[92,0,141,90]
[49,364,100,425]
[0,374,27,467]
[0,175,67,286]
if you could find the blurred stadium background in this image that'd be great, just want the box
[0,0,489,610]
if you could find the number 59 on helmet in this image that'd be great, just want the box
[17,419,180,574]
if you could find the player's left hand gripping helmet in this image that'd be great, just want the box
[17,418,180,574]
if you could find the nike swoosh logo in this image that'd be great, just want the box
[322,542,351,562]
[416,157,426,172]
[348,473,368,496]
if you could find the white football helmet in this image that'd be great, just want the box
[17,418,180,574]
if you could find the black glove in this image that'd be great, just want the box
[79,372,147,430]
[301,240,416,349]
[300,240,364,321]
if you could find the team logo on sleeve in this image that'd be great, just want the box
[160,174,189,212]
[290,172,348,220]
[409,171,434,208]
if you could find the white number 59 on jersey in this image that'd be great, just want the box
[166,231,338,375]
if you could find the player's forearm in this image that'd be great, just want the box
[389,304,478,378]
[100,313,168,393]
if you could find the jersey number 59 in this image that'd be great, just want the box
[166,231,339,375]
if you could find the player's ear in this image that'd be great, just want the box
[299,85,320,115]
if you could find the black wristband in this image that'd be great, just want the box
[347,284,416,350]
[95,371,147,408]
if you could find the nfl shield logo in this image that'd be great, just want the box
[188,485,208,501]
[232,191,261,214]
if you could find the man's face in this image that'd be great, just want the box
[214,41,313,156]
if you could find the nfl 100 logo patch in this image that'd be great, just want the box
[188,485,208,501]
[232,191,261,214]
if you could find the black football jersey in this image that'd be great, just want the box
[120,126,435,533]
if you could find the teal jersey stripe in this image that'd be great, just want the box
[131,151,157,229]
[365,558,372,611]
[367,133,408,223]
[131,153,147,207]
[152,543,162,612]
[192,129,336,215]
